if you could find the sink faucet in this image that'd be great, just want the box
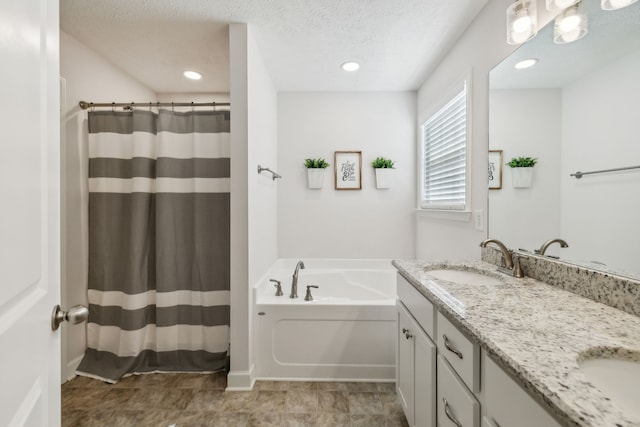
[479,239,514,269]
[290,261,305,298]
[536,238,569,255]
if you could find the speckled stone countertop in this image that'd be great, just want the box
[392,259,640,427]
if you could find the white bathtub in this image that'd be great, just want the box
[253,259,397,381]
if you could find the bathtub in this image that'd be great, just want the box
[253,259,397,381]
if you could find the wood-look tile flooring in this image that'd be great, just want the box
[62,373,410,427]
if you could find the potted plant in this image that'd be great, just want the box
[372,156,395,189]
[506,156,537,188]
[304,158,330,189]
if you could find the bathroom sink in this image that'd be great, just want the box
[578,356,640,418]
[426,269,503,286]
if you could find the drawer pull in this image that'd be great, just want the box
[443,398,463,427]
[443,334,463,359]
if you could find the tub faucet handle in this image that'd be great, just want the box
[304,285,319,301]
[270,279,283,296]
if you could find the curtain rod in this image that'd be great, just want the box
[78,101,230,110]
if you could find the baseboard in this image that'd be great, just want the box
[226,364,255,391]
[65,354,83,382]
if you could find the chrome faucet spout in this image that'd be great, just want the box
[536,238,569,256]
[479,238,514,269]
[290,261,305,299]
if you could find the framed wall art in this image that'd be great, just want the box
[334,151,362,190]
[488,150,503,190]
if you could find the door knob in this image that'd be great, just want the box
[51,304,89,331]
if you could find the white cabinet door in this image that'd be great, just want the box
[483,353,561,427]
[398,301,436,427]
[397,303,415,426]
[414,324,436,427]
[0,0,61,425]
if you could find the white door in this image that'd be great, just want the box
[0,0,61,426]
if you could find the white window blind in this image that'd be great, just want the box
[421,83,467,210]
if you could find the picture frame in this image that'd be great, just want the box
[334,151,362,190]
[488,150,503,190]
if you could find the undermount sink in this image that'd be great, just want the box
[426,269,503,286]
[578,355,640,418]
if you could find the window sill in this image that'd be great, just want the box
[416,209,471,223]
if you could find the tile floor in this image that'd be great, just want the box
[62,372,410,427]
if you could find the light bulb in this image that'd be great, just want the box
[507,0,538,45]
[512,14,532,32]
[559,14,581,32]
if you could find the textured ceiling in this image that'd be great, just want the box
[60,0,488,93]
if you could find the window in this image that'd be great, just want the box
[420,80,468,211]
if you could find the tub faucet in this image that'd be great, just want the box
[290,261,305,298]
[536,238,569,256]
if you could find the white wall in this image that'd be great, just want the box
[60,31,156,380]
[489,89,562,254]
[560,48,640,273]
[228,23,279,390]
[415,0,555,260]
[277,92,416,259]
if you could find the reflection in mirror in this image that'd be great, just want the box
[489,1,640,280]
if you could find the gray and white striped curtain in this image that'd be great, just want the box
[77,109,230,383]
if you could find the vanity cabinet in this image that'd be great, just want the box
[397,275,436,427]
[483,353,561,427]
[397,271,563,427]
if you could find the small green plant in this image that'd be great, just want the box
[506,156,538,168]
[304,158,330,169]
[371,156,395,169]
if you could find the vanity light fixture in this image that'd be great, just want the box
[554,3,588,44]
[183,70,202,80]
[506,0,538,45]
[546,0,580,12]
[514,58,538,69]
[340,61,360,72]
[601,0,638,9]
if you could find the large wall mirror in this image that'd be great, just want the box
[489,1,640,280]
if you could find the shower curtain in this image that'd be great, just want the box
[77,108,230,383]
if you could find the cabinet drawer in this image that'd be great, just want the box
[437,311,480,393]
[397,272,435,337]
[437,355,479,427]
[483,353,561,427]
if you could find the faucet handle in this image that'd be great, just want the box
[270,279,283,296]
[513,255,524,278]
[304,285,319,301]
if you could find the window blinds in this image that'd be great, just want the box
[421,84,467,210]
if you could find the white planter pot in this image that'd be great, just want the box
[510,167,533,188]
[375,168,395,189]
[307,168,325,189]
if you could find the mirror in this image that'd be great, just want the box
[489,1,640,280]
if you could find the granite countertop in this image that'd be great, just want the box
[392,259,640,427]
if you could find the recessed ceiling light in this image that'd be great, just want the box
[514,59,538,69]
[183,70,202,80]
[341,61,360,72]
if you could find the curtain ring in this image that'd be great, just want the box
[171,102,174,112]
[191,101,195,112]
[149,102,152,111]
[111,102,116,112]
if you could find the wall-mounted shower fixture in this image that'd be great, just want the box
[258,165,282,181]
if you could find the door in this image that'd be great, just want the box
[0,0,61,426]
[397,303,415,426]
